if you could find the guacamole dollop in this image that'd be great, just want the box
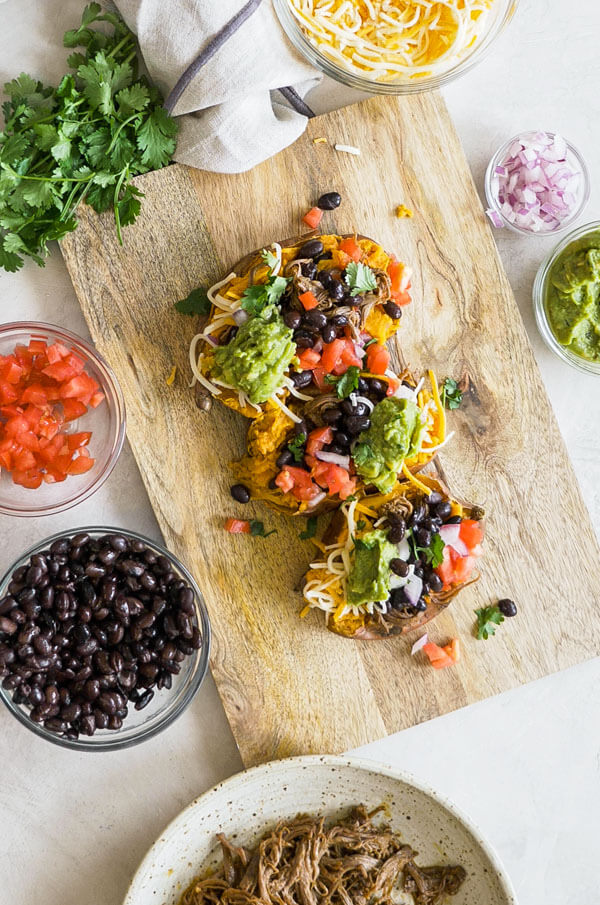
[212,305,296,404]
[545,232,600,362]
[347,529,397,608]
[352,397,423,494]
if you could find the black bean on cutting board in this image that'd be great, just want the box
[498,598,518,617]
[0,533,203,740]
[317,191,342,211]
[230,484,251,504]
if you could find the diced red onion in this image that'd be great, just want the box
[306,492,326,509]
[411,633,429,656]
[233,309,249,326]
[201,334,218,346]
[404,572,423,607]
[439,523,469,557]
[315,451,350,468]
[488,131,583,233]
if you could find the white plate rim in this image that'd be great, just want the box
[124,753,518,905]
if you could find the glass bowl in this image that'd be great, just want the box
[0,322,126,517]
[273,0,519,94]
[485,131,590,236]
[0,527,211,751]
[533,221,600,376]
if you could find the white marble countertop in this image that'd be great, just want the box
[1,1,599,903]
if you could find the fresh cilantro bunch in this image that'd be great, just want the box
[0,2,178,272]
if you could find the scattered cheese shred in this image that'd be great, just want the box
[313,136,328,144]
[396,204,413,218]
[334,143,361,155]
[287,0,497,83]
[166,365,177,386]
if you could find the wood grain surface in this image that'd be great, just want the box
[61,93,600,768]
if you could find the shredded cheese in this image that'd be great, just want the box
[334,143,361,155]
[401,462,433,495]
[166,365,177,386]
[287,0,496,83]
[396,204,414,218]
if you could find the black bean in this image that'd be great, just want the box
[179,588,195,614]
[305,309,327,330]
[0,596,16,616]
[434,501,452,520]
[301,261,317,280]
[387,525,405,545]
[416,527,431,547]
[317,191,341,210]
[230,483,251,504]
[298,239,324,258]
[50,539,69,556]
[345,414,371,434]
[498,598,518,617]
[97,547,118,566]
[140,572,157,591]
[367,378,387,398]
[134,689,154,711]
[384,301,403,320]
[335,431,351,448]
[322,407,342,425]
[71,533,90,548]
[329,281,345,302]
[25,565,43,587]
[284,309,302,330]
[428,573,444,593]
[290,369,313,389]
[294,330,316,349]
[0,617,18,635]
[390,559,409,577]
[413,598,428,613]
[321,323,337,344]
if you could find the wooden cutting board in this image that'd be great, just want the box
[61,93,600,768]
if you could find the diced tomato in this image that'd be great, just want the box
[302,207,323,229]
[296,349,321,371]
[61,399,87,421]
[338,237,362,262]
[59,374,99,399]
[15,431,41,452]
[5,415,30,437]
[0,359,24,384]
[450,552,476,584]
[0,382,19,405]
[89,391,105,409]
[67,455,95,475]
[28,339,47,355]
[42,360,79,381]
[0,405,22,419]
[43,468,67,484]
[339,341,362,369]
[299,291,319,311]
[306,426,333,457]
[13,345,34,370]
[46,342,70,363]
[275,466,320,501]
[387,256,412,306]
[67,432,92,451]
[385,377,400,396]
[458,519,484,552]
[14,448,37,471]
[435,545,477,589]
[423,639,460,670]
[312,461,356,499]
[20,384,48,406]
[225,518,251,534]
[320,339,345,373]
[365,343,390,375]
[12,468,43,489]
[311,367,328,391]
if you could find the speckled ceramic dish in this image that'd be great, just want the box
[124,755,517,905]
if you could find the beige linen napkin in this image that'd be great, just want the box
[115,0,320,173]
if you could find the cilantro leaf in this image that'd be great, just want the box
[299,516,318,541]
[0,240,24,272]
[356,519,366,531]
[174,288,211,317]
[136,107,178,169]
[325,365,360,399]
[421,532,445,568]
[344,261,378,296]
[241,274,289,315]
[116,84,150,116]
[474,605,504,640]
[261,247,278,270]
[249,520,277,538]
[287,433,306,463]
[441,377,463,410]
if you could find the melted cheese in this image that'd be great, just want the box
[287,0,496,83]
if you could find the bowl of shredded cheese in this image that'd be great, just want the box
[274,0,519,93]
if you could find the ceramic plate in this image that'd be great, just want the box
[124,755,517,905]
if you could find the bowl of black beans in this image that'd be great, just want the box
[0,528,210,750]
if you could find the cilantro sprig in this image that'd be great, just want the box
[0,2,178,272]
[287,432,306,463]
[174,288,211,317]
[474,605,504,640]
[409,529,445,568]
[441,377,463,410]
[325,365,360,399]
[344,261,378,296]
[250,520,277,538]
[240,274,290,316]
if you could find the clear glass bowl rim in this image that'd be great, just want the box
[532,220,600,376]
[0,321,126,517]
[484,130,590,236]
[0,526,212,751]
[273,0,520,94]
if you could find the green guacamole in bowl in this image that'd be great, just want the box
[534,222,600,375]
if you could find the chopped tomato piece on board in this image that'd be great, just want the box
[302,207,323,229]
[224,518,251,534]
[423,639,460,669]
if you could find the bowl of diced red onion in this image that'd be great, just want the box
[484,130,589,235]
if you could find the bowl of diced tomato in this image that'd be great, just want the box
[0,323,125,516]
